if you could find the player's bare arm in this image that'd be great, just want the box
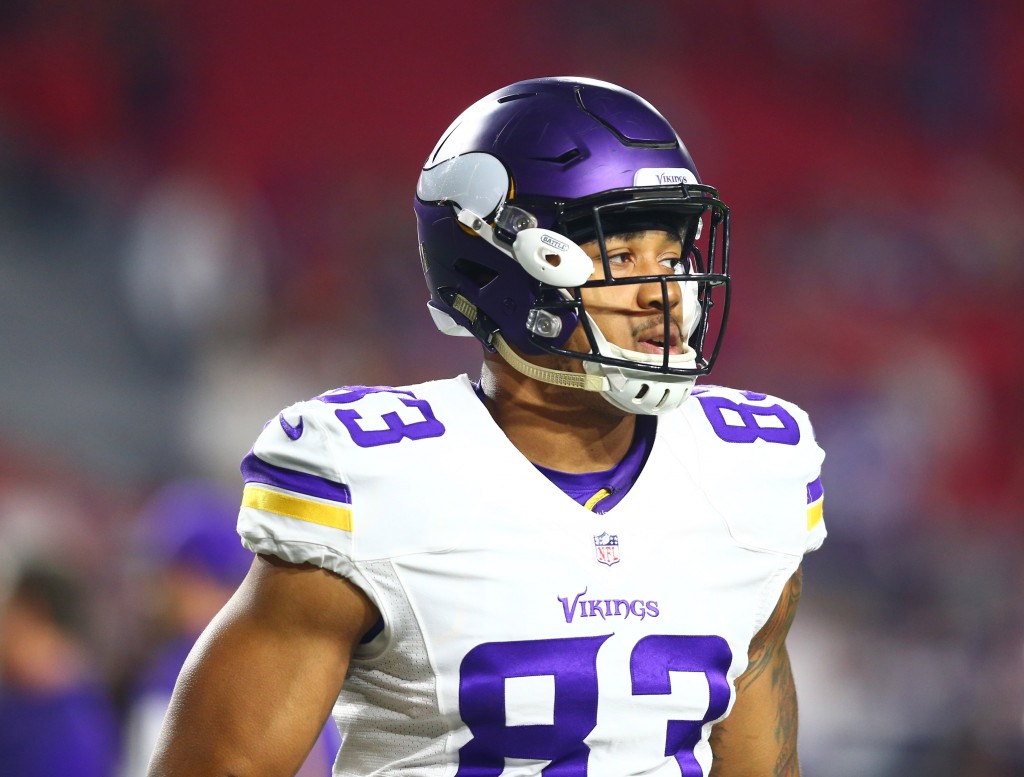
[146,554,379,777]
[709,567,804,777]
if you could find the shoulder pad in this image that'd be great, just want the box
[683,386,826,556]
[237,383,456,570]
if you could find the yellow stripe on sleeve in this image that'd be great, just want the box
[242,485,353,532]
[807,499,824,531]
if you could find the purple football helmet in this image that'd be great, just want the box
[415,76,730,413]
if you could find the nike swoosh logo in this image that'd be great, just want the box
[278,413,304,441]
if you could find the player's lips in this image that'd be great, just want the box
[635,325,682,355]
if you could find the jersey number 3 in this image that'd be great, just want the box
[457,634,732,777]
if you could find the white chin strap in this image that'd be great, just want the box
[443,278,699,414]
[492,323,697,415]
[496,314,699,415]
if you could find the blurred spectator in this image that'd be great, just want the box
[120,172,270,361]
[117,478,340,776]
[0,560,118,777]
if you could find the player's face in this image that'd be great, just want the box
[569,230,688,356]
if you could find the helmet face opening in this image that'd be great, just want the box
[415,77,732,407]
[523,184,731,377]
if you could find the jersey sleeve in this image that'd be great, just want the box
[236,397,358,580]
[687,386,826,557]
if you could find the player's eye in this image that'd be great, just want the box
[660,256,689,275]
[591,250,633,277]
[604,252,634,276]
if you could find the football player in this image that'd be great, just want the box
[148,77,826,777]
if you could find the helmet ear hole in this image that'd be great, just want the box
[510,228,593,287]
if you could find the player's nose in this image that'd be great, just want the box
[636,262,682,311]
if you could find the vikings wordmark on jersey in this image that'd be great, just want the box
[237,376,825,777]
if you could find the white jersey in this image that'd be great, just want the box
[237,375,826,777]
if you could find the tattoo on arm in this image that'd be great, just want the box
[767,571,802,776]
[742,568,802,686]
[771,645,799,776]
[714,569,804,777]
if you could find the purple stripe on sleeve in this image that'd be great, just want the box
[241,452,352,504]
[806,477,824,504]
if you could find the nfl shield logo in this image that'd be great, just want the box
[594,532,620,566]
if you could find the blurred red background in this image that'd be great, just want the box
[0,2,1021,775]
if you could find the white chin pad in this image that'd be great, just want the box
[600,368,696,414]
[582,318,698,415]
[511,228,594,287]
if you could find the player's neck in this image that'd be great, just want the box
[479,355,636,474]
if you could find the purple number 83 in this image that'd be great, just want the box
[456,634,732,777]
